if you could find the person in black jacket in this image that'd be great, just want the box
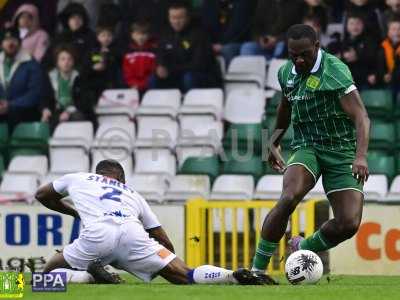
[42,2,96,71]
[151,1,221,92]
[41,45,94,131]
[327,13,379,89]
[201,0,256,66]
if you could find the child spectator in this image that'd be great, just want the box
[80,25,123,107]
[12,3,50,62]
[41,45,89,130]
[345,0,383,41]
[328,13,379,89]
[378,17,400,97]
[123,22,157,94]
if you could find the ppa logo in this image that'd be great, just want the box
[32,272,67,292]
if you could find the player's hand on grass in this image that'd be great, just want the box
[352,156,369,184]
[268,144,286,173]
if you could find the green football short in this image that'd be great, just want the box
[286,146,363,196]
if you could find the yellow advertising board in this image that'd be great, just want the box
[330,204,400,275]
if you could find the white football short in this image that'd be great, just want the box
[63,218,176,282]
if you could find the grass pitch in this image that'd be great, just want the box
[22,274,400,300]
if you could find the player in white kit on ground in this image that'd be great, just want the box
[35,159,277,285]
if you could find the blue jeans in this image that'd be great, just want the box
[240,41,286,60]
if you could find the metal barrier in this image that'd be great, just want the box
[186,198,321,274]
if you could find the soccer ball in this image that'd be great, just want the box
[285,250,323,285]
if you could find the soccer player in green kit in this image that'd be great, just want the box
[251,24,371,275]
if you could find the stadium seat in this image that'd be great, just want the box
[177,116,223,152]
[367,151,396,180]
[224,56,266,92]
[134,148,176,181]
[50,148,90,173]
[9,122,49,157]
[128,174,168,203]
[91,148,133,178]
[7,155,48,177]
[179,88,224,120]
[96,89,139,123]
[221,152,264,181]
[369,119,395,150]
[0,172,39,203]
[136,117,178,149]
[363,174,388,201]
[266,59,287,90]
[179,155,220,183]
[210,175,254,200]
[224,89,265,123]
[216,55,226,77]
[136,89,181,119]
[223,123,263,155]
[386,175,400,201]
[254,175,283,199]
[176,146,217,167]
[361,89,393,118]
[50,122,94,150]
[41,173,65,185]
[164,175,210,202]
[93,121,136,147]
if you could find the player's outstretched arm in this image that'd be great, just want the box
[340,89,370,184]
[147,226,175,253]
[268,95,292,172]
[35,183,80,218]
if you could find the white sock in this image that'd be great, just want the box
[52,268,95,283]
[190,265,238,284]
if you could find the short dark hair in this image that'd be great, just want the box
[95,159,125,182]
[387,16,400,27]
[96,25,114,35]
[130,21,151,34]
[287,24,318,43]
[53,44,77,64]
[168,0,191,12]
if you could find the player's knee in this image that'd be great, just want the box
[337,218,361,240]
[279,191,303,214]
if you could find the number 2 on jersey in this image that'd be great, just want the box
[100,186,122,202]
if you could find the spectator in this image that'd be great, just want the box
[345,0,383,41]
[80,25,124,110]
[302,0,329,33]
[152,1,221,92]
[123,22,157,94]
[201,0,256,66]
[382,0,400,34]
[12,3,50,62]
[41,45,90,130]
[0,27,42,130]
[378,17,400,98]
[328,13,379,89]
[240,0,304,60]
[44,2,96,70]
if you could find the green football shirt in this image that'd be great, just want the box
[277,49,357,151]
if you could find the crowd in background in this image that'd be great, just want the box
[0,0,400,132]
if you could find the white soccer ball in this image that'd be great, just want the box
[285,250,323,285]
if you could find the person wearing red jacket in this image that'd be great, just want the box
[123,22,157,93]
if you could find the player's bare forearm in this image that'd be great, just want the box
[35,183,80,219]
[340,90,370,158]
[270,96,291,146]
[147,226,175,253]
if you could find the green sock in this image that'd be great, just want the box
[252,238,279,272]
[300,230,337,252]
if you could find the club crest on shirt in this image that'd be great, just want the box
[306,75,320,90]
